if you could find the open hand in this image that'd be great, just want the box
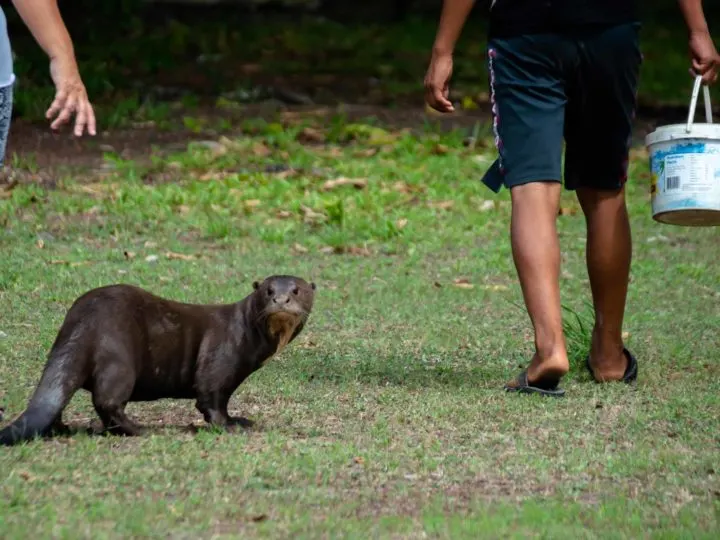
[47,56,96,136]
[424,53,455,113]
[688,29,719,85]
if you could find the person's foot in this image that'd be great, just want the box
[525,350,570,383]
[504,350,570,396]
[587,331,628,382]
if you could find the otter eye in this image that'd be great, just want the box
[292,287,299,295]
[267,287,274,296]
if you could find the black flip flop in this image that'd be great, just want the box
[503,369,566,398]
[585,347,638,384]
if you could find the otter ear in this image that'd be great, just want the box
[253,281,260,290]
[311,282,316,290]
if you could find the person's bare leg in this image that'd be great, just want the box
[508,182,569,384]
[577,186,631,381]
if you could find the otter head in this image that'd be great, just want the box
[252,275,316,353]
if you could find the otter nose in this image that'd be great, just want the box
[273,294,290,304]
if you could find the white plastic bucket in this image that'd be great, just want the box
[645,76,720,226]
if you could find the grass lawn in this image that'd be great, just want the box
[1,110,719,538]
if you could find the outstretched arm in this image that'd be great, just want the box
[11,0,96,135]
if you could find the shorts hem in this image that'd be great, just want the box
[504,176,562,190]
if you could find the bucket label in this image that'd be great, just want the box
[663,153,717,194]
[647,137,720,224]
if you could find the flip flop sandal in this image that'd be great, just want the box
[503,369,566,398]
[586,347,638,384]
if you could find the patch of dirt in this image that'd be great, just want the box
[3,102,672,190]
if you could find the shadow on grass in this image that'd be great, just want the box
[281,342,599,392]
[0,416,259,446]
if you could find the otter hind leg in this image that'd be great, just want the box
[91,356,145,437]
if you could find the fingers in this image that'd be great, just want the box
[72,99,87,137]
[424,78,454,113]
[690,60,719,85]
[45,88,67,121]
[50,91,76,131]
[46,85,96,136]
[85,101,97,136]
[423,56,454,113]
[431,86,454,112]
[72,96,96,137]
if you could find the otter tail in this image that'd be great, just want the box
[0,346,82,446]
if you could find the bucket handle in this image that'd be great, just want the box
[686,75,713,133]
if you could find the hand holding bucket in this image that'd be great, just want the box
[686,75,713,133]
[645,76,720,226]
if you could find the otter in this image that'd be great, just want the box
[0,275,316,446]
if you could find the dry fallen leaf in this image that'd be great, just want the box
[558,207,578,216]
[345,246,372,256]
[432,143,450,155]
[396,218,408,229]
[481,284,509,291]
[430,200,454,211]
[241,63,262,74]
[276,210,292,219]
[453,278,474,289]
[244,199,261,209]
[321,177,368,191]
[36,238,44,249]
[19,471,33,482]
[273,169,297,180]
[321,146,344,158]
[353,148,378,158]
[252,142,271,157]
[298,126,325,144]
[292,243,308,254]
[301,205,325,223]
[479,200,495,212]
[353,456,365,465]
[124,250,136,260]
[49,260,90,267]
[166,251,195,261]
[622,331,630,339]
[199,171,229,182]
[391,181,412,194]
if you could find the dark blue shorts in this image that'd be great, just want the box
[481,22,642,192]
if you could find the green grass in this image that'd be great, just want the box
[1,111,719,537]
[6,4,712,128]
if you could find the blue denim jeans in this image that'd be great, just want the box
[0,81,12,166]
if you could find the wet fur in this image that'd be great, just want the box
[0,275,315,446]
